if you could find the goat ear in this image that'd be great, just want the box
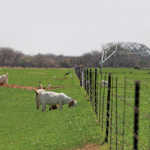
[33,89,39,95]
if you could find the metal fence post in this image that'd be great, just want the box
[87,68,89,95]
[94,68,98,115]
[133,81,140,150]
[79,67,82,87]
[84,69,86,90]
[89,69,92,103]
[104,73,111,143]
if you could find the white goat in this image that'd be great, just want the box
[34,89,77,112]
[101,80,108,87]
[0,73,8,85]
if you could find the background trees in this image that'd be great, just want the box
[0,42,150,68]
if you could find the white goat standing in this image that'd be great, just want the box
[101,80,108,88]
[0,73,8,85]
[34,89,77,112]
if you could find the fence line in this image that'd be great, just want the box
[75,67,149,150]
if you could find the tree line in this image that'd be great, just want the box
[0,47,101,68]
[0,43,150,68]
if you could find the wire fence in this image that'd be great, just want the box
[75,67,150,150]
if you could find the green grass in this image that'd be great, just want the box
[94,68,150,150]
[0,68,101,150]
[0,67,149,150]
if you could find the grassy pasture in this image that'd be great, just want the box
[0,67,149,150]
[0,68,101,150]
[95,68,150,150]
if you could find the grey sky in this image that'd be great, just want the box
[0,0,150,56]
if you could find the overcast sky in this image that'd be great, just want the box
[0,0,150,56]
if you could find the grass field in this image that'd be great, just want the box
[90,68,150,150]
[0,67,149,150]
[0,68,101,150]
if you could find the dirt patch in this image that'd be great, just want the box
[76,144,100,150]
[0,84,64,91]
[55,77,67,80]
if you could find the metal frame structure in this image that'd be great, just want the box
[99,42,150,73]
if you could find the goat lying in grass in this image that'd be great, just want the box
[34,89,77,112]
[0,73,8,85]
